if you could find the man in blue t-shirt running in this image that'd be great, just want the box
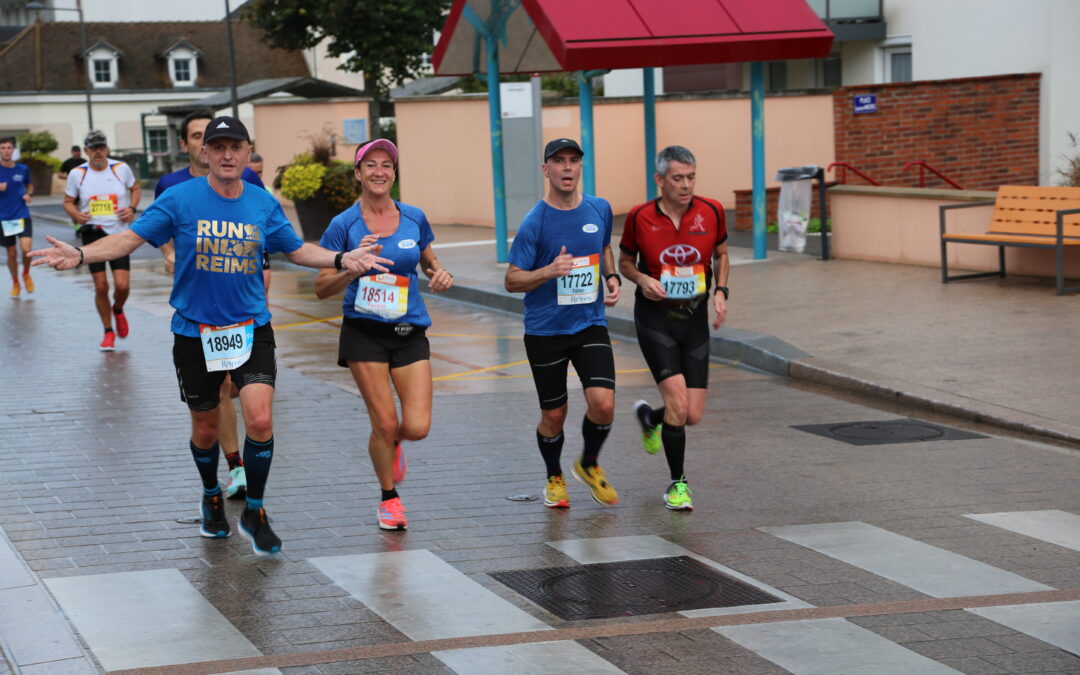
[32,116,390,556]
[505,138,623,509]
[0,136,34,297]
[154,109,271,503]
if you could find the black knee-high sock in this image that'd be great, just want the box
[190,441,221,492]
[661,424,686,480]
[580,415,612,468]
[243,436,273,506]
[537,430,564,477]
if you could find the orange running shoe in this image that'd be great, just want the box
[9,283,19,298]
[21,273,33,293]
[377,497,408,530]
[392,442,407,484]
[113,309,129,338]
[100,331,116,351]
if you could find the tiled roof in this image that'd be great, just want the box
[0,20,308,92]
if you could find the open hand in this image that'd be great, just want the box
[342,243,392,274]
[29,235,81,270]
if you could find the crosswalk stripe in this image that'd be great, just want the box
[716,618,961,674]
[311,549,625,674]
[968,600,1080,656]
[964,510,1080,551]
[44,569,278,674]
[762,521,1052,597]
[547,534,812,616]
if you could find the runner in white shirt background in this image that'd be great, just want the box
[62,130,140,351]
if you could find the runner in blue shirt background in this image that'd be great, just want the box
[505,138,622,510]
[32,116,390,557]
[0,136,34,298]
[315,139,453,532]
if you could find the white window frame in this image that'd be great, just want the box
[879,35,912,84]
[87,46,118,88]
[167,47,199,87]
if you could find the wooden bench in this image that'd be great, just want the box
[940,185,1080,295]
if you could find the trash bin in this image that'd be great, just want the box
[774,165,820,254]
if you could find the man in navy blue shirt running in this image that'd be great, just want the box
[505,138,622,509]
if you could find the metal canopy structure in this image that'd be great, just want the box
[433,0,833,261]
[157,77,367,116]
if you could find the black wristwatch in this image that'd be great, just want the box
[334,251,344,271]
[714,285,729,300]
[605,273,622,286]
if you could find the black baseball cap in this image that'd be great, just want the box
[84,130,107,148]
[544,138,584,161]
[202,116,251,143]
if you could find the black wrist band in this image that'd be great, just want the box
[334,251,344,271]
[715,285,729,300]
[75,246,84,268]
[605,273,622,286]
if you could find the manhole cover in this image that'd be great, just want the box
[792,418,987,446]
[491,556,781,620]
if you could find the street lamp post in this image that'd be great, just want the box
[26,0,93,131]
[224,0,239,118]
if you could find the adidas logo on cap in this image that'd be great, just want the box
[217,121,229,128]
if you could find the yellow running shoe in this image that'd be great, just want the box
[544,475,569,508]
[9,283,19,298]
[633,400,662,454]
[571,458,619,505]
[22,273,33,294]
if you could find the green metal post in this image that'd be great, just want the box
[643,67,657,200]
[751,62,767,260]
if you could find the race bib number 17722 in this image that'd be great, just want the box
[556,253,600,305]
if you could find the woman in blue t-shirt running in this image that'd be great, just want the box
[315,139,453,532]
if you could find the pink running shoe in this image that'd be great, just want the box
[377,497,408,531]
[392,442,407,484]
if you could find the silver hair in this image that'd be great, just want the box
[655,145,696,177]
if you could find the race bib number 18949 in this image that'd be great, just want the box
[199,319,255,372]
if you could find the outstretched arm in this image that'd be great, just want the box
[285,241,391,275]
[30,231,145,271]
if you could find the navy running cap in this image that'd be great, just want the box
[202,116,251,144]
[544,138,584,161]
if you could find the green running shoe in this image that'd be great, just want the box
[664,479,693,511]
[633,399,662,454]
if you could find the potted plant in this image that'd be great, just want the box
[275,128,360,241]
[17,130,60,197]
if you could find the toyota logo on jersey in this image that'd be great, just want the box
[659,244,702,266]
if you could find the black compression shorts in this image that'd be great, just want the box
[633,298,710,388]
[523,324,615,410]
[80,226,131,273]
[172,323,277,412]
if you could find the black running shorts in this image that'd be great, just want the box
[633,298,710,388]
[338,316,429,369]
[523,324,615,410]
[80,226,131,273]
[173,323,277,412]
[0,216,31,248]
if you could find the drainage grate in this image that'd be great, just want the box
[792,418,987,446]
[490,556,782,620]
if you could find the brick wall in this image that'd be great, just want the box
[833,73,1040,190]
[734,181,833,231]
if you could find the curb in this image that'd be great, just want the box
[423,280,1080,449]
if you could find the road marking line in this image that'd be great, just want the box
[965,510,1080,552]
[763,521,1052,597]
[434,359,530,381]
[716,618,960,674]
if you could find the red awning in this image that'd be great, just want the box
[433,0,834,76]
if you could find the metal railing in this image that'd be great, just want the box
[826,162,881,186]
[903,161,964,190]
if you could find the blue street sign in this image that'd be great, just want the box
[853,95,878,114]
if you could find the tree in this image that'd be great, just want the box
[242,0,450,141]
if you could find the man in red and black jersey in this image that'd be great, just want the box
[618,145,729,511]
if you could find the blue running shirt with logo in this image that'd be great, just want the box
[154,166,264,198]
[319,201,435,326]
[132,177,303,336]
[508,194,613,336]
[0,163,31,220]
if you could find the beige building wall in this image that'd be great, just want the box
[395,93,835,227]
[250,97,371,189]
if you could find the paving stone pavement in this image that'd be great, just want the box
[1,232,1079,674]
